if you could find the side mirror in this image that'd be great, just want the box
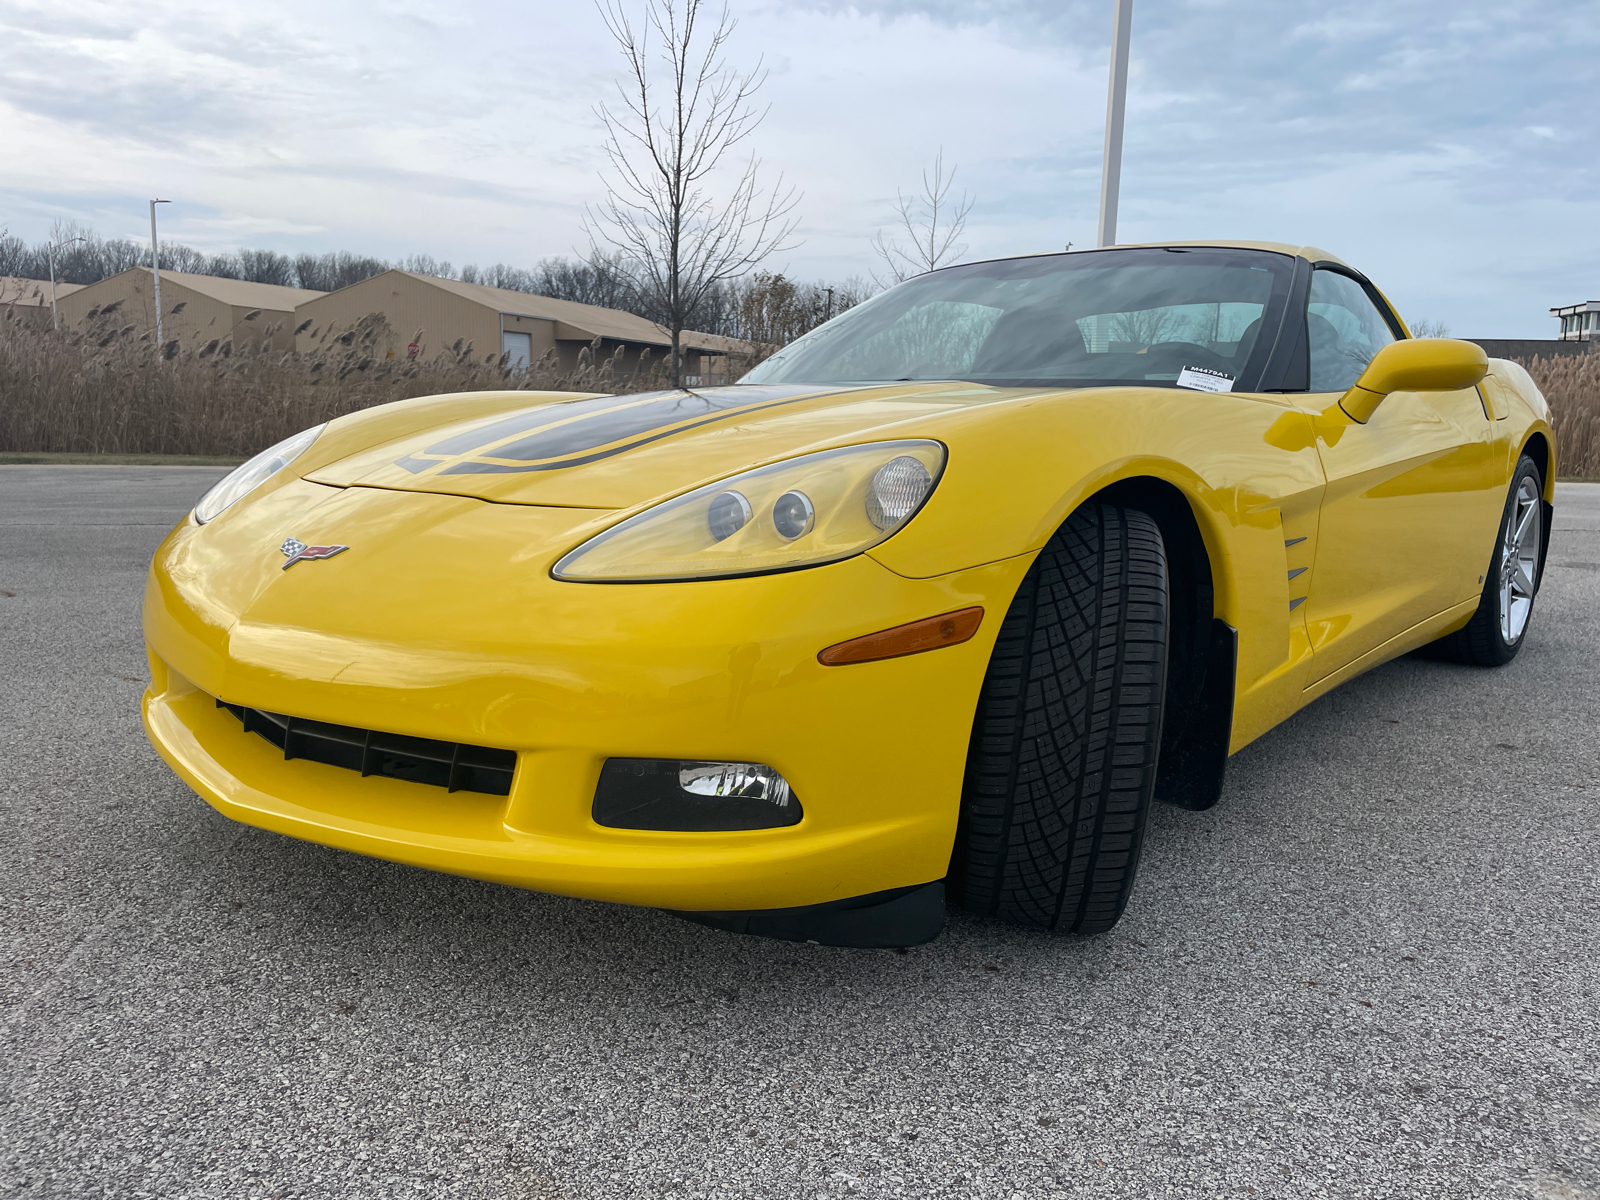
[1339,338,1489,423]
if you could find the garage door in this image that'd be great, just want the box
[502,330,531,369]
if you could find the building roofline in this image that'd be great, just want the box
[301,269,747,353]
[1,277,86,305]
[66,267,324,309]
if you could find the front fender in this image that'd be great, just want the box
[869,387,1328,754]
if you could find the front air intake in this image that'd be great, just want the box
[215,699,516,796]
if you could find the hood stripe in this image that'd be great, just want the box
[397,384,870,476]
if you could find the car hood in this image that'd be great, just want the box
[306,382,1050,509]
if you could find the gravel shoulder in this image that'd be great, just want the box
[2,468,1596,1200]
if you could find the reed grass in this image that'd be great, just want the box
[2,305,1596,478]
[1519,354,1600,480]
[0,308,742,457]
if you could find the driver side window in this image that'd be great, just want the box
[1307,270,1396,392]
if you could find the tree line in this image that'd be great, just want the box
[0,222,870,346]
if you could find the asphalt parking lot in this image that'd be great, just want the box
[2,466,1596,1200]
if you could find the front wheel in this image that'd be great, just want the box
[948,502,1168,935]
[1425,455,1546,666]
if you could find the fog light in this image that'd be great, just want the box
[594,758,802,831]
[679,761,791,805]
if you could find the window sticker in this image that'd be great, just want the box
[1177,365,1235,393]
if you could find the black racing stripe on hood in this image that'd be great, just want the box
[399,384,868,476]
[491,387,801,462]
[416,391,669,459]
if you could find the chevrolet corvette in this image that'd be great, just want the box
[141,241,1556,947]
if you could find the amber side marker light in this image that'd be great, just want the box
[818,607,984,666]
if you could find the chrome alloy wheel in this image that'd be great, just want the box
[1499,477,1542,644]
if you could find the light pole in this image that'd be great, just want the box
[149,198,171,353]
[46,235,86,332]
[1096,0,1133,248]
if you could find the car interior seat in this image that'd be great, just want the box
[969,307,1090,377]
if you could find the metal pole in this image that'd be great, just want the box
[45,236,84,333]
[47,242,59,332]
[1097,0,1133,248]
[149,198,170,354]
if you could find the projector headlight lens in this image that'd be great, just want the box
[194,424,325,524]
[706,490,752,541]
[772,490,814,540]
[552,440,945,582]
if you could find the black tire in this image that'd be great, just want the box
[1423,455,1545,667]
[948,503,1169,935]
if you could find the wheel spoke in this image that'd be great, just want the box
[1514,501,1537,549]
[1514,561,1536,597]
[1485,475,1542,648]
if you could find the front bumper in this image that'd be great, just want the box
[142,480,1030,913]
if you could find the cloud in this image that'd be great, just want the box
[0,0,1594,334]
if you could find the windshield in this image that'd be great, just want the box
[742,247,1295,391]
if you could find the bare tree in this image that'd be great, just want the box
[589,0,799,387]
[293,251,390,293]
[1109,307,1178,348]
[1409,318,1451,338]
[871,150,974,287]
[0,228,20,305]
[532,252,639,310]
[724,271,870,348]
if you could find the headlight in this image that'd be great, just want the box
[552,440,945,582]
[194,424,325,524]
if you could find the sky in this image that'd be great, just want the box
[1,0,1595,336]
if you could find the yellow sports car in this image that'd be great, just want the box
[142,241,1556,947]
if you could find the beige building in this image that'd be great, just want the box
[1,276,85,330]
[291,270,746,378]
[55,268,324,353]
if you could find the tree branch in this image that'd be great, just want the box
[588,0,801,386]
[870,148,973,288]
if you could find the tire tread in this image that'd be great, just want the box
[950,504,1168,934]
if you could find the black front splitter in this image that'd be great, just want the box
[665,881,945,948]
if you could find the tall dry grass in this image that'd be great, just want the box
[1520,354,1600,480]
[0,307,756,457]
[3,304,1597,476]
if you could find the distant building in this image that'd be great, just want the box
[0,276,85,330]
[55,268,324,353]
[291,270,747,378]
[1552,300,1598,342]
